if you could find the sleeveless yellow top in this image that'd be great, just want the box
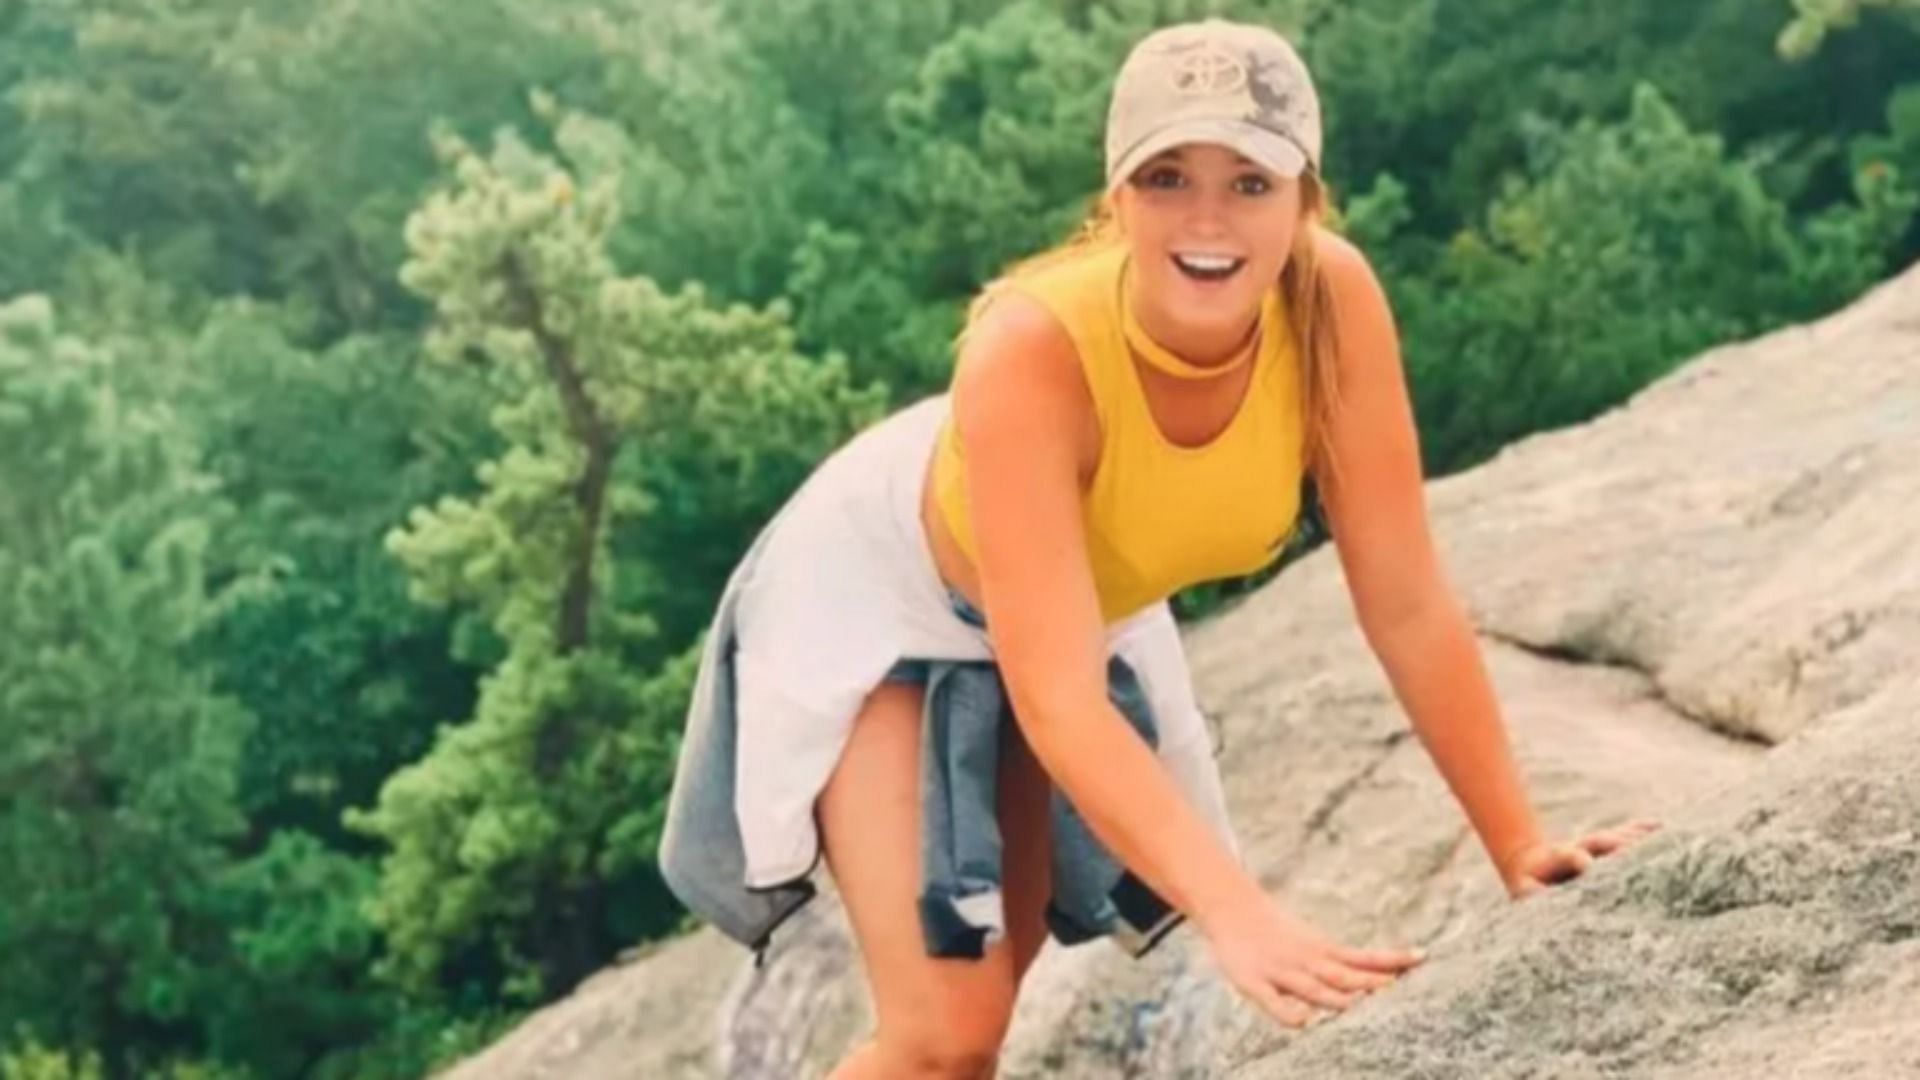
[932,242,1307,624]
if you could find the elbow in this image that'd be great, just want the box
[1360,587,1460,655]
[1004,682,1105,760]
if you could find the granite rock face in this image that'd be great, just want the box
[436,261,1920,1079]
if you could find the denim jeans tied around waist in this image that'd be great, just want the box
[880,586,1184,959]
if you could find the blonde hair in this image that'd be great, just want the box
[956,172,1347,490]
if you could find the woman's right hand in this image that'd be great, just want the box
[1198,891,1426,1029]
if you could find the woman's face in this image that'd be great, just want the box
[1114,141,1303,354]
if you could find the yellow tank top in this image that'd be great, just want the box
[932,242,1307,624]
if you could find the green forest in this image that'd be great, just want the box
[1,0,1916,1075]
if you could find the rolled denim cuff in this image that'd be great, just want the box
[918,881,1007,959]
[918,660,1010,959]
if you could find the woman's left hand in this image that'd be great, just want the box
[1500,818,1663,900]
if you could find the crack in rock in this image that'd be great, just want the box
[1271,729,1414,889]
[1475,625,1769,748]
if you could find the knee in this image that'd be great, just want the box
[891,1042,1000,1079]
[878,1017,1008,1079]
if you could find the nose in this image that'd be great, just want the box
[1184,185,1235,236]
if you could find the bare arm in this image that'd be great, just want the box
[1310,230,1545,885]
[950,293,1263,926]
[952,289,1421,1029]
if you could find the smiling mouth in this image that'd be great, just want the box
[1170,254,1246,283]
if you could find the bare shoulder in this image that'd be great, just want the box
[953,287,1085,404]
[944,285,1111,718]
[950,287,1100,481]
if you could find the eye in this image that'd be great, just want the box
[1133,167,1274,196]
[1138,166,1184,190]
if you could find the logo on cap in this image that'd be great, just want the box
[1166,42,1247,97]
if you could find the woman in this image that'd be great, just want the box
[659,17,1661,1078]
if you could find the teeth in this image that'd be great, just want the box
[1174,253,1242,272]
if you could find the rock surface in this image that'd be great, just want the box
[435,261,1920,1079]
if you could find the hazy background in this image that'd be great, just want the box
[1,0,1916,1076]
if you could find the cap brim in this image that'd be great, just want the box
[1107,119,1309,195]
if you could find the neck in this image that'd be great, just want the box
[1120,258,1263,379]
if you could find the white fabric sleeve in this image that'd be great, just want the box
[1108,601,1243,862]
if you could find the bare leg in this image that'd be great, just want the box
[819,682,1053,1079]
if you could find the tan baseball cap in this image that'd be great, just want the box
[1104,18,1323,195]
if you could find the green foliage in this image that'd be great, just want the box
[0,296,252,1070]
[1851,82,1920,202]
[0,1041,247,1080]
[189,832,386,1077]
[1780,0,1920,58]
[312,1008,523,1080]
[2,0,614,334]
[175,306,490,846]
[0,1038,102,1080]
[351,113,883,1001]
[1394,84,1917,471]
[592,0,990,305]
[829,0,1110,391]
[788,0,1227,394]
[1291,0,1920,239]
[0,295,450,1078]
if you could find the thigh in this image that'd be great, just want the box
[816,680,1053,1054]
[997,709,1054,984]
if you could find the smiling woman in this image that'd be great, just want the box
[659,15,1660,1079]
[1119,144,1304,362]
